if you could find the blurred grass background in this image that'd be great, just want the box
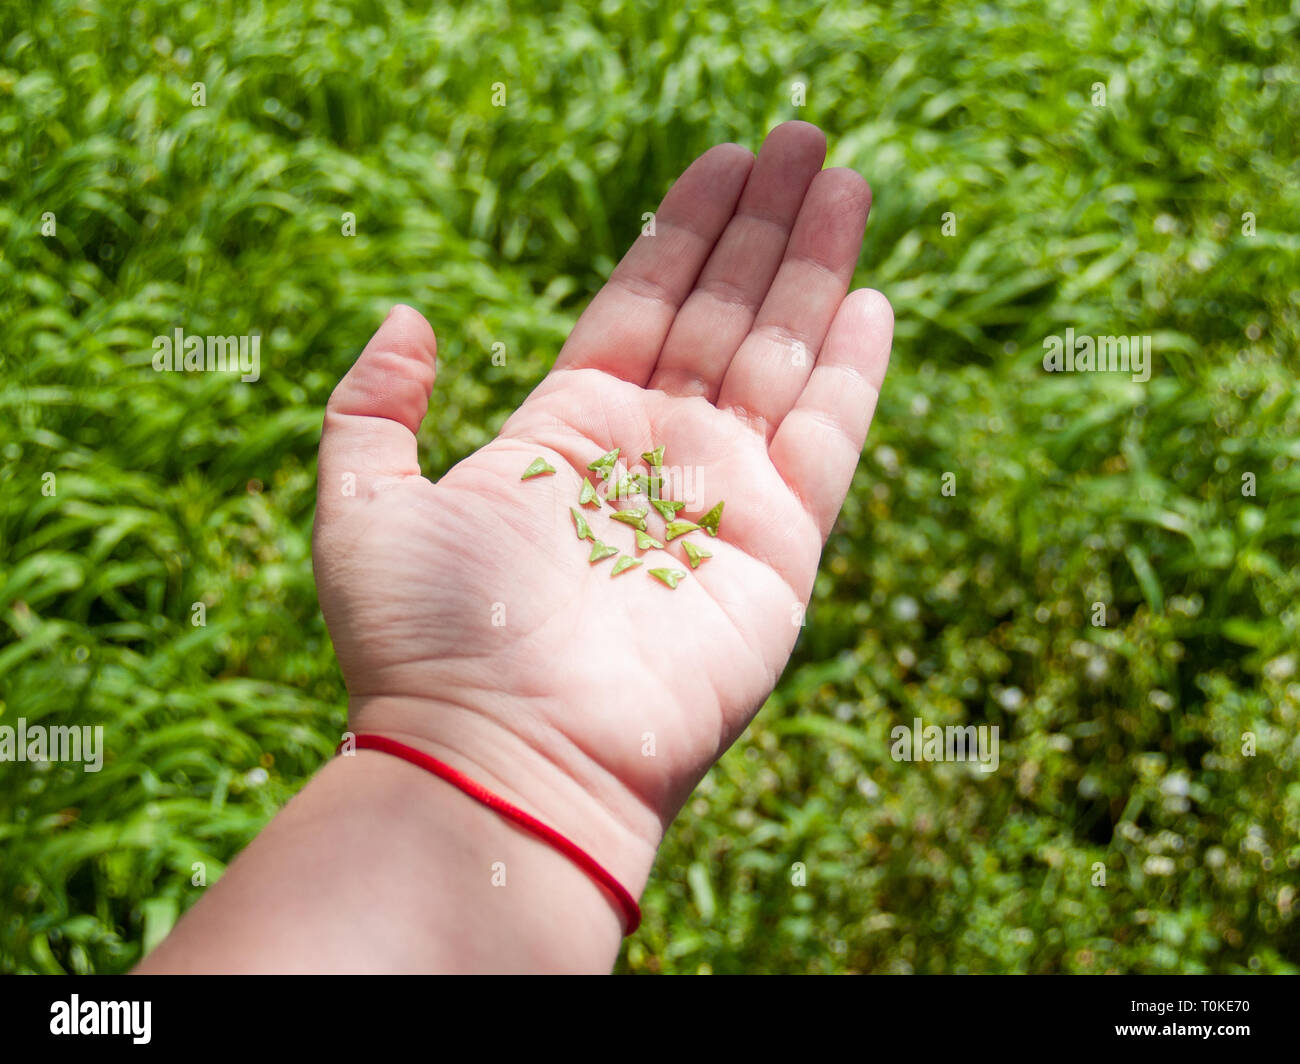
[1,0,1298,974]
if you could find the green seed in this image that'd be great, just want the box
[641,446,664,469]
[698,500,724,536]
[588,540,618,563]
[683,541,712,568]
[578,478,600,507]
[521,457,555,480]
[648,568,686,589]
[571,507,592,540]
[610,507,648,532]
[587,448,619,480]
[650,498,685,520]
[664,519,701,541]
[635,530,663,551]
[611,555,642,577]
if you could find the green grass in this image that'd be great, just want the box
[1,0,1298,974]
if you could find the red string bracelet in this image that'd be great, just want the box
[338,733,641,935]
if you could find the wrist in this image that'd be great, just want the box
[347,692,663,924]
[139,739,642,973]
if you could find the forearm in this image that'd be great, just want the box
[135,746,654,974]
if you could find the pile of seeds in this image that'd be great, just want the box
[521,447,723,588]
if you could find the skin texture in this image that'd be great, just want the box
[137,121,894,973]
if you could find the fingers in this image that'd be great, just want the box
[550,142,754,385]
[316,305,437,522]
[715,168,871,441]
[647,121,826,400]
[768,288,893,541]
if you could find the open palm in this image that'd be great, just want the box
[312,122,893,885]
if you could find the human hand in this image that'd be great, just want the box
[312,121,893,907]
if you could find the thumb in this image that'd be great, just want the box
[316,304,437,522]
